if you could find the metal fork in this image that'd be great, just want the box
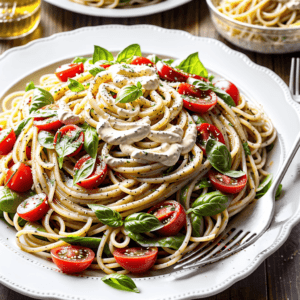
[173,59,300,271]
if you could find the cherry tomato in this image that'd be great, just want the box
[17,193,50,222]
[214,80,241,106]
[54,125,84,157]
[5,162,33,192]
[55,63,84,82]
[196,123,225,156]
[74,154,108,189]
[100,64,111,69]
[0,129,16,155]
[26,146,31,160]
[208,169,247,194]
[51,245,95,274]
[148,200,186,236]
[7,159,14,169]
[34,104,63,132]
[131,57,154,66]
[113,247,158,273]
[178,83,217,114]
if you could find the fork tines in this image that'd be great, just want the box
[289,58,300,99]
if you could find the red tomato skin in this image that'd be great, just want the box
[113,247,158,273]
[7,159,14,169]
[5,163,33,192]
[214,80,241,106]
[156,61,188,82]
[196,123,226,156]
[0,129,16,155]
[26,146,31,160]
[33,104,63,132]
[208,169,247,194]
[17,193,50,222]
[148,200,186,236]
[100,64,111,69]
[51,246,95,274]
[74,155,108,189]
[55,63,84,82]
[131,57,154,66]
[178,83,217,114]
[53,125,84,157]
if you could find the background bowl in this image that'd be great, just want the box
[206,0,300,54]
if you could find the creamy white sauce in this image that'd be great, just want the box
[57,103,80,125]
[148,126,183,144]
[120,143,183,167]
[96,117,151,145]
[109,64,159,90]
[180,124,197,154]
[273,0,300,9]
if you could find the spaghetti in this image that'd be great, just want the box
[0,44,277,275]
[217,0,300,27]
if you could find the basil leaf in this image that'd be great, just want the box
[162,58,175,65]
[124,213,163,233]
[93,45,114,64]
[55,130,83,169]
[38,131,55,149]
[187,191,229,217]
[59,236,112,256]
[127,231,185,250]
[0,187,36,213]
[116,82,143,104]
[24,222,48,241]
[13,118,32,137]
[266,142,274,152]
[25,81,35,92]
[72,57,88,64]
[206,139,232,173]
[73,157,95,185]
[8,213,26,227]
[84,125,99,159]
[177,52,208,78]
[275,184,283,200]
[243,142,251,156]
[180,184,190,207]
[222,170,246,178]
[29,88,54,114]
[256,174,273,199]
[191,213,202,237]
[102,274,139,293]
[208,74,215,82]
[88,204,123,227]
[89,67,105,77]
[192,114,206,125]
[29,109,58,118]
[116,44,142,63]
[197,178,212,189]
[187,78,236,107]
[148,54,161,64]
[68,78,85,93]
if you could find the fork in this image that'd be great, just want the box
[172,59,300,272]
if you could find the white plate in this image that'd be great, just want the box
[43,0,192,18]
[1,25,300,300]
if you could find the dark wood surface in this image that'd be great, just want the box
[0,1,300,299]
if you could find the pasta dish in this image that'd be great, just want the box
[68,0,162,9]
[217,0,300,27]
[0,44,277,283]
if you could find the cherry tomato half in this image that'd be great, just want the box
[5,162,33,192]
[0,129,16,155]
[34,104,63,132]
[113,247,158,273]
[74,154,108,189]
[54,125,84,157]
[51,245,95,274]
[131,57,154,66]
[178,83,217,114]
[26,146,32,160]
[55,63,84,82]
[148,200,186,236]
[214,80,241,106]
[196,123,226,156]
[17,193,50,222]
[208,169,247,194]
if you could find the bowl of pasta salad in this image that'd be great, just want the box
[207,0,300,53]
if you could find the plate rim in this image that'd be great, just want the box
[0,24,300,300]
[43,0,193,18]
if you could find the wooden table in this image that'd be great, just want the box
[0,1,299,299]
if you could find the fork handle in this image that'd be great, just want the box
[272,131,300,196]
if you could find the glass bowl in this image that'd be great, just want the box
[206,0,300,54]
